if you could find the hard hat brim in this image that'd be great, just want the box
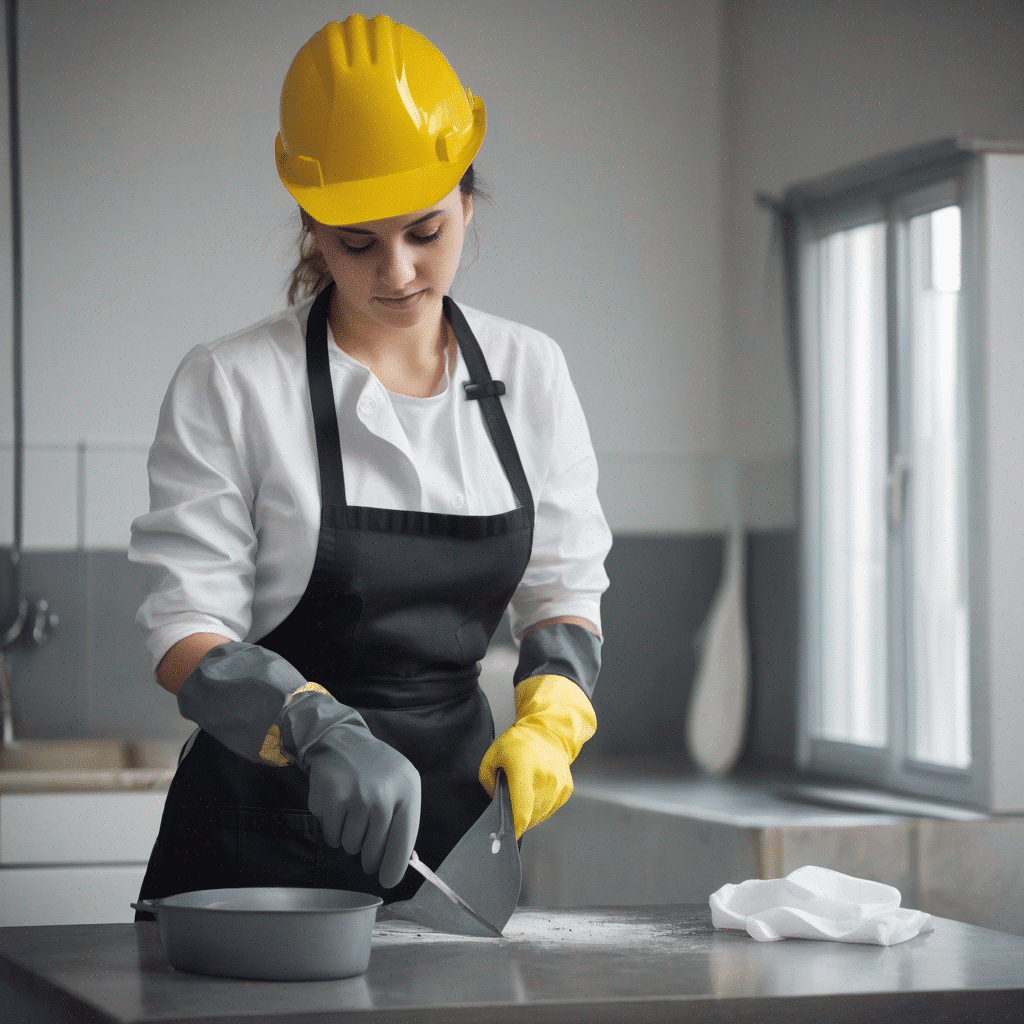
[276,109,486,227]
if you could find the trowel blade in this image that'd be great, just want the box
[380,769,520,937]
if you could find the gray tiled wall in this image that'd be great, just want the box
[2,551,188,741]
[2,532,799,767]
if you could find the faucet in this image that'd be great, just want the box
[29,599,59,646]
[0,598,60,749]
[1,651,16,749]
[2,596,28,649]
[0,597,27,749]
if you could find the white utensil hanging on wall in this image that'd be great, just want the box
[685,458,751,775]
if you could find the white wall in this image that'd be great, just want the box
[1,0,727,548]
[721,0,1024,522]
[7,1,1020,551]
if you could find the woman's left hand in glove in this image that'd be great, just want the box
[478,674,596,839]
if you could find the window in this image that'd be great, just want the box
[787,139,1024,812]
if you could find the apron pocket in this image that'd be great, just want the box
[234,807,322,889]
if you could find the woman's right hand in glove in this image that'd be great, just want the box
[277,685,422,889]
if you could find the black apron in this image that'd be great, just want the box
[136,285,534,912]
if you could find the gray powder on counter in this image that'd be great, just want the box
[373,909,704,949]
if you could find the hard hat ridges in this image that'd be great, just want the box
[368,13,399,69]
[389,16,404,76]
[318,13,400,70]
[312,23,343,109]
[340,14,370,66]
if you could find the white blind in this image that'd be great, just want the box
[815,222,889,746]
[906,206,971,769]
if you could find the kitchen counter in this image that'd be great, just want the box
[2,905,1023,1023]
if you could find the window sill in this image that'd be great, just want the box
[573,757,998,827]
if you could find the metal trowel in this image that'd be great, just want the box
[378,769,520,937]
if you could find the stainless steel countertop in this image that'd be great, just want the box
[2,905,1023,1023]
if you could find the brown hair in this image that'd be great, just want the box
[285,164,492,307]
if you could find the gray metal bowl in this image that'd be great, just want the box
[132,887,383,980]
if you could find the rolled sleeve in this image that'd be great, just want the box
[128,346,258,672]
[508,345,612,642]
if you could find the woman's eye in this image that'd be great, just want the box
[337,227,443,255]
[339,238,373,254]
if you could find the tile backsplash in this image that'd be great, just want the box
[3,551,189,741]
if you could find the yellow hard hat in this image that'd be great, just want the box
[275,14,486,226]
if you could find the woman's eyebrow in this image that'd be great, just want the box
[338,210,444,236]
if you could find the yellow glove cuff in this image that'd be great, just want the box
[259,682,331,766]
[512,674,597,762]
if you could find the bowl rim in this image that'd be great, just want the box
[152,886,384,914]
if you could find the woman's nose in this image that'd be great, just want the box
[377,243,417,288]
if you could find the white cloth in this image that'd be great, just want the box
[128,295,612,672]
[710,866,934,946]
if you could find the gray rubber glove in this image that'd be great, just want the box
[278,687,421,889]
[513,621,603,697]
[178,642,421,888]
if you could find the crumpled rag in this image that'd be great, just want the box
[710,865,934,945]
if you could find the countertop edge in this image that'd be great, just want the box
[2,958,1023,1024]
[0,769,175,794]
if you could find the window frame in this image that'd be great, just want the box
[792,150,995,809]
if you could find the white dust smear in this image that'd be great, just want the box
[373,910,703,949]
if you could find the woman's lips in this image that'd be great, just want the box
[376,290,424,308]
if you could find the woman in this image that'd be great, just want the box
[130,13,611,908]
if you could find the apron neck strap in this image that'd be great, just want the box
[305,285,347,506]
[444,295,534,521]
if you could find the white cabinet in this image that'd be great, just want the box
[0,789,167,926]
[0,865,153,927]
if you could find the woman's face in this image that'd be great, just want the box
[311,185,474,336]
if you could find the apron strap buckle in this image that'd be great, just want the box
[463,380,506,401]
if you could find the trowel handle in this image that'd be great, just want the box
[495,767,510,840]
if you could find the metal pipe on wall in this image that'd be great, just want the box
[3,0,27,647]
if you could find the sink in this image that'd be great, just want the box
[0,739,128,773]
[0,654,184,786]
[0,737,185,782]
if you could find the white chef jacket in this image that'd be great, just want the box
[129,294,612,673]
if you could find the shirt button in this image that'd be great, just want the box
[452,493,465,509]
[357,397,375,417]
